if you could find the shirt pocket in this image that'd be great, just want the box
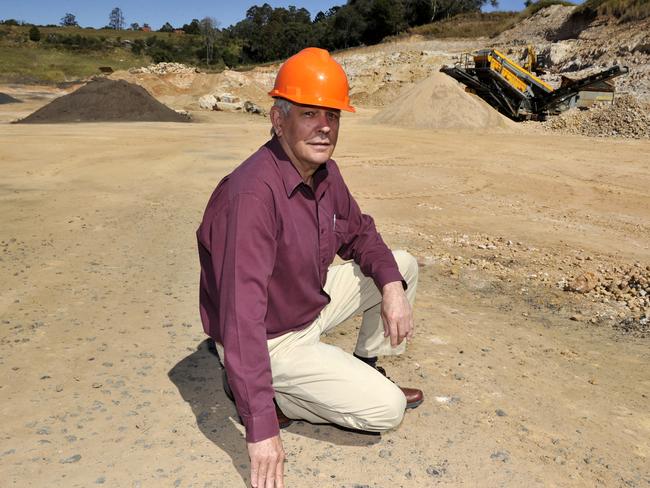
[332,217,349,254]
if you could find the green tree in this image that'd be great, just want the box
[60,13,79,27]
[29,26,41,42]
[182,18,201,35]
[159,21,174,32]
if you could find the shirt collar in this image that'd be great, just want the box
[266,136,330,198]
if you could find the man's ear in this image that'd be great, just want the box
[269,106,283,137]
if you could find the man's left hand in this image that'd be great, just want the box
[380,281,413,347]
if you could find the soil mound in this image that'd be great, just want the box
[372,71,516,130]
[0,92,22,104]
[17,78,189,123]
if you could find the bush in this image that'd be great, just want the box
[29,26,41,42]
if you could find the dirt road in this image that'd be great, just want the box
[1,104,648,487]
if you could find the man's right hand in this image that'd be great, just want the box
[247,434,285,488]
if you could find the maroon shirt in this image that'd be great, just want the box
[197,136,403,442]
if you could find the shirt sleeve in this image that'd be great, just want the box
[336,183,405,291]
[213,191,279,443]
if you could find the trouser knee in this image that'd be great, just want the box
[393,250,418,287]
[362,388,407,432]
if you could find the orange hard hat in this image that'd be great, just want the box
[269,47,355,112]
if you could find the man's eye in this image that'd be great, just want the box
[327,112,340,121]
[304,111,315,117]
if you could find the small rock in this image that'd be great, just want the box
[426,465,444,477]
[565,272,599,293]
[490,450,510,462]
[495,409,507,417]
[60,454,81,464]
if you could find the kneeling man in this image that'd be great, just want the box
[197,47,423,488]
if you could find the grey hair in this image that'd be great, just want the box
[270,98,293,136]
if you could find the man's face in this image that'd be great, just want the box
[272,102,340,177]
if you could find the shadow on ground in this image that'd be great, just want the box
[168,340,380,485]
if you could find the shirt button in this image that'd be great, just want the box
[320,229,325,234]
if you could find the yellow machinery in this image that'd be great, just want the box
[442,48,628,120]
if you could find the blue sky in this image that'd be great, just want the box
[2,1,582,29]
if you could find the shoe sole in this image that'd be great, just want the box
[406,399,424,409]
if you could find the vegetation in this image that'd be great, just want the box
[572,0,650,21]
[521,0,576,18]
[0,45,146,83]
[406,11,517,38]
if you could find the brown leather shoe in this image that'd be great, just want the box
[400,387,424,409]
[375,366,424,409]
[222,369,293,429]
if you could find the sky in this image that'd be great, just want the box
[2,1,582,29]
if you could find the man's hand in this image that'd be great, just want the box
[248,434,285,488]
[381,281,414,347]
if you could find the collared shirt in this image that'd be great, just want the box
[197,136,403,442]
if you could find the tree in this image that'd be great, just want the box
[130,22,140,30]
[29,26,41,42]
[159,22,174,32]
[60,13,79,27]
[182,18,202,35]
[109,7,125,30]
[199,17,220,65]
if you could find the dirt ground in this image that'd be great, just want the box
[1,87,649,488]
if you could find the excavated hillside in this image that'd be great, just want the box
[106,5,649,138]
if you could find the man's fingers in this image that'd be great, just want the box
[275,456,285,488]
[264,457,276,488]
[250,460,260,488]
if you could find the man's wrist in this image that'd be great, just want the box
[381,280,403,295]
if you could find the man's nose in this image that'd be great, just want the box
[316,112,331,133]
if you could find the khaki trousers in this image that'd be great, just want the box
[220,250,418,433]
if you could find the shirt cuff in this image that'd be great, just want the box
[241,406,280,443]
[372,268,406,292]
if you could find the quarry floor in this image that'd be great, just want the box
[1,100,649,487]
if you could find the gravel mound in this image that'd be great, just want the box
[372,71,516,130]
[541,94,650,139]
[130,62,199,75]
[0,92,22,104]
[16,78,190,124]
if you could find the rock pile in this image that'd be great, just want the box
[541,94,650,139]
[130,63,199,75]
[563,263,650,321]
[198,92,265,115]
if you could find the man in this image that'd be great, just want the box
[197,47,422,488]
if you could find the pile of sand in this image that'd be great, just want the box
[372,71,516,130]
[0,92,22,104]
[16,78,190,123]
